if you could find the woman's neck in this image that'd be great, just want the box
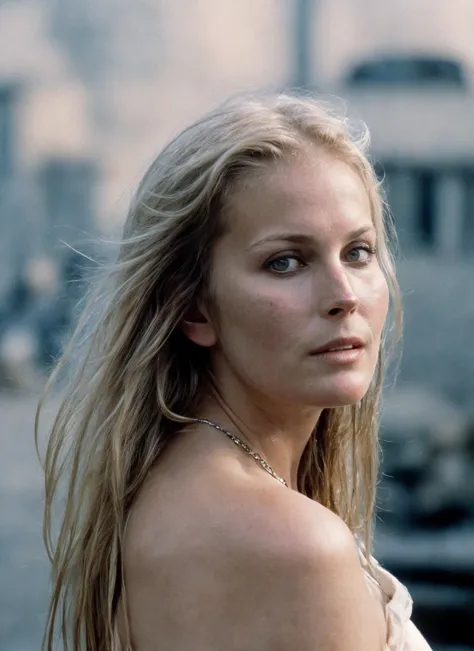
[197,381,322,490]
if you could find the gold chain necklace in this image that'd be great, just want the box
[192,418,289,488]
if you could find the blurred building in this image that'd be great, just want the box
[0,0,472,435]
[0,0,98,386]
[1,0,473,443]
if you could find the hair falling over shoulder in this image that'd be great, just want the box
[35,91,402,651]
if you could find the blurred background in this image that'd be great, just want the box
[0,1,473,649]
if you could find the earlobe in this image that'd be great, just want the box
[181,309,217,348]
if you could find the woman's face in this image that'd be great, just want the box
[203,148,389,409]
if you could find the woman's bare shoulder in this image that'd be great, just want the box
[219,487,384,650]
[237,483,355,554]
[126,462,350,563]
[123,480,384,651]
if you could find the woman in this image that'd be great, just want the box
[37,93,433,650]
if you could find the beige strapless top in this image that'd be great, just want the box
[360,553,433,651]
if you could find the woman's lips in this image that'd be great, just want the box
[310,347,364,364]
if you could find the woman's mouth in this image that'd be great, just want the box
[310,337,366,363]
[310,346,364,364]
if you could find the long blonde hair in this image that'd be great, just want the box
[36,92,402,651]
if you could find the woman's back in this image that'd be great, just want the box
[121,427,387,651]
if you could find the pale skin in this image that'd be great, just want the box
[122,146,390,650]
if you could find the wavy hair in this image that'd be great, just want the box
[36,92,402,651]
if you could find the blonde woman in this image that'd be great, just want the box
[37,93,433,651]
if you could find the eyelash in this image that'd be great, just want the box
[264,244,377,274]
[346,244,378,264]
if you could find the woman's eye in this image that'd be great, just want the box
[266,255,303,273]
[346,246,376,264]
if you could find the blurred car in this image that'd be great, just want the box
[375,386,474,649]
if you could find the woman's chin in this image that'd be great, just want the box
[306,378,371,408]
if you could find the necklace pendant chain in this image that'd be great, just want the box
[192,418,288,488]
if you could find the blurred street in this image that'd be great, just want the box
[0,393,56,651]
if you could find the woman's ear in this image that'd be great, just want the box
[181,306,217,348]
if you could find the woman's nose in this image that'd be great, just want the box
[326,295,358,317]
[318,270,359,318]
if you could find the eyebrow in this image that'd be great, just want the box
[248,226,376,250]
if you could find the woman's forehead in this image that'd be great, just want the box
[220,153,373,246]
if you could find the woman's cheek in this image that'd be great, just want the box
[364,273,389,328]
